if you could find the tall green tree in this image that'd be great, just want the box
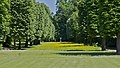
[24,0,36,47]
[0,0,11,46]
[66,11,79,42]
[108,0,120,54]
[34,3,55,44]
[54,0,76,41]
[10,0,36,49]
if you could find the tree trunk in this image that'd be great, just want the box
[90,38,92,46]
[3,36,11,48]
[30,40,32,46]
[18,40,21,50]
[14,38,16,49]
[102,36,106,51]
[38,40,40,44]
[33,40,35,45]
[25,37,28,47]
[116,33,120,54]
[33,39,37,45]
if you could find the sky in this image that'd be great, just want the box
[36,0,57,14]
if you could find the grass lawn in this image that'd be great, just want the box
[26,42,101,51]
[0,42,120,68]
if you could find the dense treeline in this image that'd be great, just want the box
[54,0,120,53]
[0,0,55,49]
[0,0,120,54]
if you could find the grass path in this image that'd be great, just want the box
[0,42,120,68]
[0,50,120,68]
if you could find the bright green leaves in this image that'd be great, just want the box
[66,11,79,41]
[54,0,120,43]
[0,0,11,42]
[34,2,55,41]
[0,0,55,48]
[10,0,36,40]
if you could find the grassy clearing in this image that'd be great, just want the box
[26,42,101,51]
[0,42,120,68]
[0,50,120,68]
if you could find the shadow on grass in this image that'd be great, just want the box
[66,50,101,51]
[55,51,118,56]
[60,45,83,47]
[61,42,75,44]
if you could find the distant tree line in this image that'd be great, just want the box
[0,0,55,49]
[54,0,120,53]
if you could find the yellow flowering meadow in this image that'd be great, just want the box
[27,42,101,51]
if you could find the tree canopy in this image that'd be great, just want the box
[0,0,120,54]
[0,0,55,49]
[54,0,120,53]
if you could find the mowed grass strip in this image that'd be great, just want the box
[0,50,120,68]
[0,42,119,68]
[26,42,101,51]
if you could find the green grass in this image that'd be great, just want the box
[0,42,120,68]
[26,42,101,51]
[0,50,120,68]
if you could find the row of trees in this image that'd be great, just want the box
[0,0,55,49]
[1,0,120,53]
[54,0,120,53]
